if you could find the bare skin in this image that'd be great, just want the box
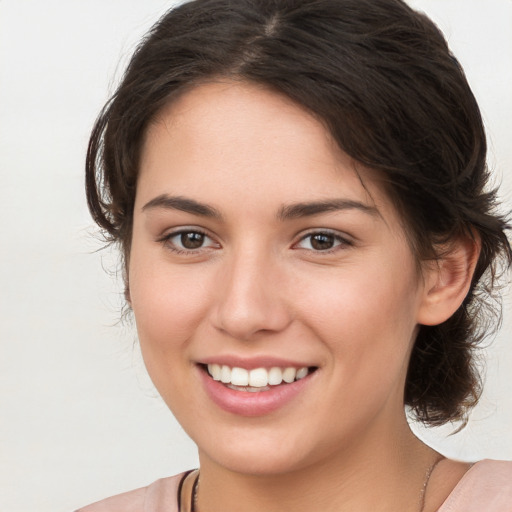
[424,459,474,511]
[196,419,472,512]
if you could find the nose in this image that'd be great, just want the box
[212,251,292,341]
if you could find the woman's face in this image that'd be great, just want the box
[129,81,431,474]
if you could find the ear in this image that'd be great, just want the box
[417,233,481,326]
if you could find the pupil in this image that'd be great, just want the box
[311,233,334,250]
[181,232,204,249]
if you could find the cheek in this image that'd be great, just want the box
[299,274,420,430]
[128,253,213,359]
[297,257,421,372]
[128,259,215,414]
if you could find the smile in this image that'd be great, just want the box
[199,361,318,416]
[206,364,313,391]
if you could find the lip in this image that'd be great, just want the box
[197,362,317,417]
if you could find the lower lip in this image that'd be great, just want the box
[198,366,315,417]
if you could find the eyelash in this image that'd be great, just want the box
[157,228,218,255]
[157,228,353,256]
[294,230,353,254]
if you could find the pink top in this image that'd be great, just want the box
[76,459,512,512]
[436,460,512,511]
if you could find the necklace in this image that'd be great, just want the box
[192,472,199,512]
[419,456,444,512]
[180,456,444,512]
[178,469,199,512]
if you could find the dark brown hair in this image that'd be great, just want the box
[86,0,511,426]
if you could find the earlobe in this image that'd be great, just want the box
[417,234,481,326]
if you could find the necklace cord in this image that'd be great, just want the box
[177,470,193,511]
[191,472,200,512]
[178,469,199,512]
[419,456,444,512]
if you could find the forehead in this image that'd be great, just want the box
[143,80,347,176]
[137,80,398,227]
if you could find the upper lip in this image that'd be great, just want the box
[197,355,317,370]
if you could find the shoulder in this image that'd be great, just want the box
[75,472,186,512]
[439,460,512,511]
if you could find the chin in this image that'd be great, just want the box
[204,448,310,476]
[196,425,330,476]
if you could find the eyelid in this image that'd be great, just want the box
[293,228,354,252]
[157,226,221,253]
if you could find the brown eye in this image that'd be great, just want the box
[162,229,218,253]
[295,231,351,252]
[310,233,335,250]
[180,231,205,249]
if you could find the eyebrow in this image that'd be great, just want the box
[141,194,378,221]
[142,194,223,219]
[277,199,379,220]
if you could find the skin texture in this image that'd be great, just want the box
[129,81,478,512]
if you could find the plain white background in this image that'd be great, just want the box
[0,1,511,511]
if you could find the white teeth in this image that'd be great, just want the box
[268,367,283,385]
[231,367,249,386]
[209,363,221,381]
[296,367,308,380]
[249,368,268,387]
[207,364,312,388]
[282,367,296,383]
[220,365,231,384]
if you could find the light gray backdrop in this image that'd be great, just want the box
[0,1,511,511]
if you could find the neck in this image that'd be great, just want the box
[195,416,439,512]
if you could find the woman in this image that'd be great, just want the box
[78,0,512,510]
